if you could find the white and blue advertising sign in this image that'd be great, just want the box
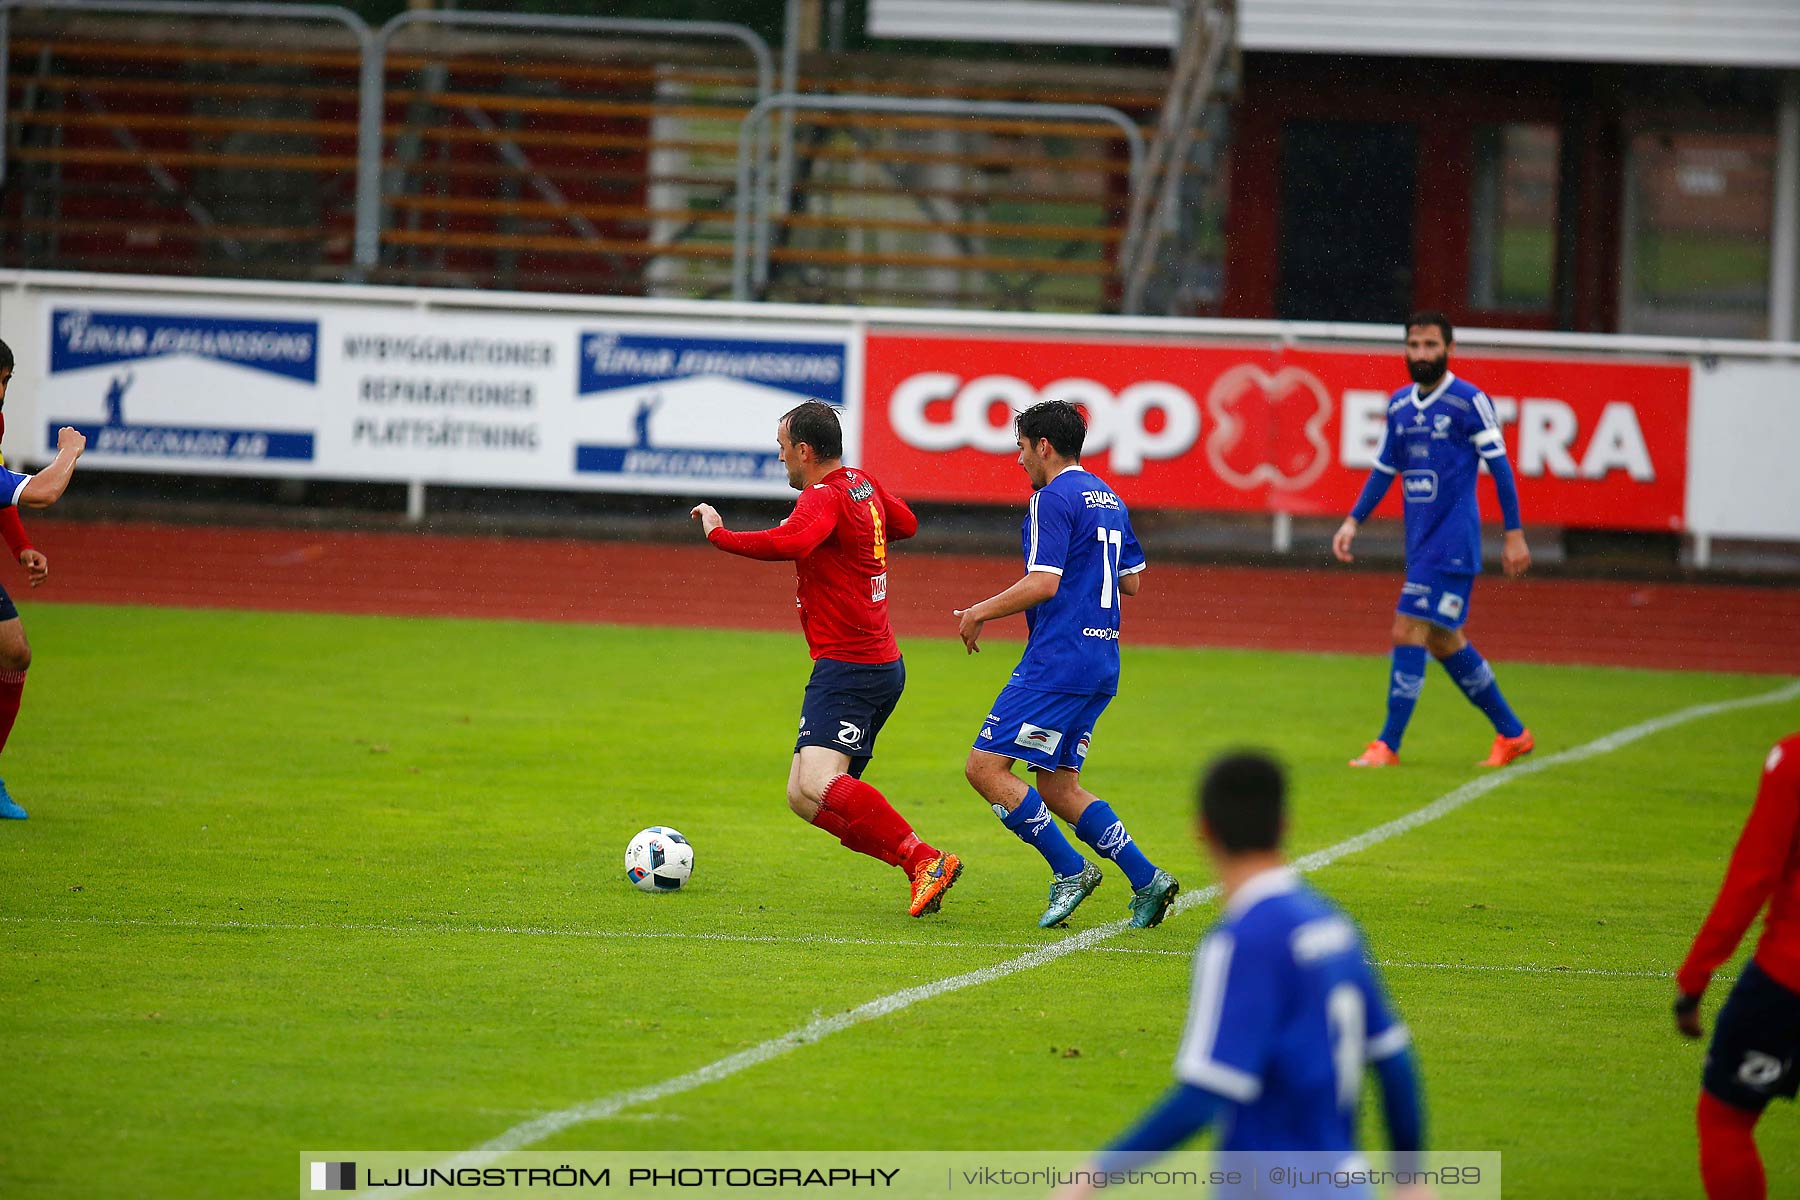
[573,326,855,495]
[42,303,321,466]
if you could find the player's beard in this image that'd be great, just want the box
[1407,355,1448,387]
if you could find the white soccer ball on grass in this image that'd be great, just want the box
[625,826,693,892]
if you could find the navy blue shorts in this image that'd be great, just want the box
[1396,568,1474,631]
[0,583,15,623]
[1703,959,1800,1112]
[973,683,1112,773]
[795,656,905,778]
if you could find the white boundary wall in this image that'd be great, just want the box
[0,270,1794,559]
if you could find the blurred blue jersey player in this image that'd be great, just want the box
[1051,753,1425,1200]
[954,400,1177,930]
[1333,311,1534,770]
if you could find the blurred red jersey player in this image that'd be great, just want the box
[1675,732,1800,1199]
[690,400,962,918]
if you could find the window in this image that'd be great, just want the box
[1468,123,1559,310]
[1623,131,1774,337]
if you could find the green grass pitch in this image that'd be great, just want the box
[2,604,1797,1197]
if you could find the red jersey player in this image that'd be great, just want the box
[690,400,962,917]
[1675,731,1800,1199]
[0,338,87,820]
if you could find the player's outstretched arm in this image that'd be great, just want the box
[19,427,85,509]
[953,570,1058,653]
[693,492,837,562]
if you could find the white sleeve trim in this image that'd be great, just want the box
[1119,561,1147,576]
[1478,446,1507,460]
[1471,428,1503,447]
[1025,493,1043,571]
[1372,461,1396,475]
[1027,565,1064,577]
[1368,1023,1412,1061]
[8,475,29,507]
[1176,1057,1262,1103]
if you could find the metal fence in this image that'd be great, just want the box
[0,0,1173,311]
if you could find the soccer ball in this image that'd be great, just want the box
[625,826,693,892]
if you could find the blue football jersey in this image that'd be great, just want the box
[1012,466,1145,696]
[0,466,27,508]
[1173,868,1410,1155]
[1371,372,1508,573]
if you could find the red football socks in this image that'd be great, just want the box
[1698,1091,1765,1200]
[814,774,938,873]
[0,669,26,755]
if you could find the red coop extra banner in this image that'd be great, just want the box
[861,331,1692,530]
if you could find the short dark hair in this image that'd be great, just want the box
[1406,310,1454,344]
[1198,750,1286,855]
[1015,399,1085,459]
[0,338,13,371]
[781,401,843,461]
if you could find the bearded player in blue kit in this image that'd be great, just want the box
[954,399,1178,930]
[1332,311,1534,770]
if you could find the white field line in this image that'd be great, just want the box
[0,915,1677,977]
[353,678,1799,1191]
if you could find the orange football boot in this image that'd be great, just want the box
[908,852,963,917]
[1349,741,1400,768]
[1479,729,1535,768]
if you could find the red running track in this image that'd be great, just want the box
[15,519,1800,675]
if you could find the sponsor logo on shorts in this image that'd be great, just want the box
[1437,592,1464,619]
[1414,595,1430,609]
[1738,1050,1786,1090]
[1016,722,1064,755]
[836,720,864,747]
[1075,733,1091,759]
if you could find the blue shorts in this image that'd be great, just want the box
[1396,569,1474,631]
[796,656,904,777]
[1703,959,1800,1112]
[973,683,1112,773]
[0,583,14,623]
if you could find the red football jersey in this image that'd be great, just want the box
[1679,732,1800,996]
[708,467,918,664]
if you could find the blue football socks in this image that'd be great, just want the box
[1438,643,1525,737]
[1074,800,1156,891]
[1378,645,1428,751]
[997,787,1086,878]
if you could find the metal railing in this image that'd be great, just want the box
[731,92,1147,304]
[0,1,1159,309]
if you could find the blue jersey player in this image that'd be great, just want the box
[1333,311,1534,770]
[1052,753,1425,1200]
[954,400,1178,930]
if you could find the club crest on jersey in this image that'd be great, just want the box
[1433,414,1452,434]
[1015,723,1064,755]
